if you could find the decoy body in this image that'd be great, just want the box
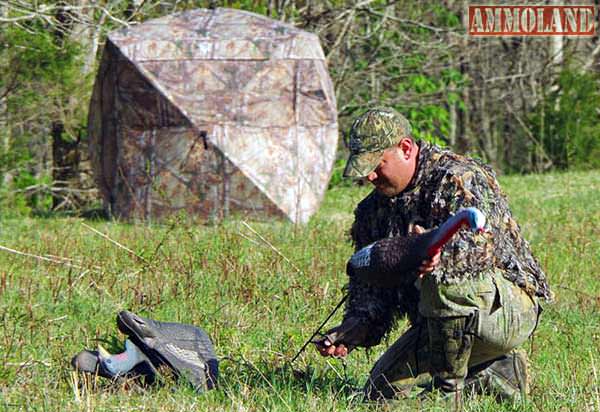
[71,310,218,392]
[347,207,486,288]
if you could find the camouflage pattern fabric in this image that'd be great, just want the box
[343,108,412,178]
[427,316,474,394]
[339,140,552,348]
[88,8,338,224]
[464,348,530,401]
[363,272,537,401]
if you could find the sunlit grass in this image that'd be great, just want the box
[0,170,598,411]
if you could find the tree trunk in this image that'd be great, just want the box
[51,121,80,210]
[447,81,457,147]
[457,0,471,154]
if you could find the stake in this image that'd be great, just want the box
[291,294,348,363]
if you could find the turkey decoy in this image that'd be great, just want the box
[347,207,486,288]
[71,310,218,392]
[71,341,156,383]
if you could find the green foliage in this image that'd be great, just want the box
[332,61,466,188]
[529,69,600,170]
[431,3,462,28]
[327,158,355,189]
[0,186,31,218]
[0,150,53,217]
[224,0,268,15]
[334,4,466,152]
[0,23,84,119]
[0,21,90,212]
[14,170,53,210]
[406,103,448,147]
[0,170,598,411]
[393,69,467,147]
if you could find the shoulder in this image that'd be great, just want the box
[427,149,501,195]
[420,149,505,219]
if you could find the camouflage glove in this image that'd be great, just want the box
[322,317,375,350]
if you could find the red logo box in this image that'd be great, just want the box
[468,5,596,36]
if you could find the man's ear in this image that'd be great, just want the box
[398,137,414,160]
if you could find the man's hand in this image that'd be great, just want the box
[312,318,368,358]
[313,336,350,358]
[410,224,442,278]
[418,250,441,278]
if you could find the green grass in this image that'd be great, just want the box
[0,170,598,411]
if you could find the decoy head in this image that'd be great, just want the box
[463,207,486,233]
[117,311,156,339]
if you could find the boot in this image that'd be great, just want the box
[464,349,530,401]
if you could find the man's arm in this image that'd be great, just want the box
[427,166,498,279]
[315,194,410,357]
[431,163,552,300]
[314,280,402,357]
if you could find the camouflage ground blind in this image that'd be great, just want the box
[88,8,338,223]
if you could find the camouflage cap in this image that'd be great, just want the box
[343,108,412,178]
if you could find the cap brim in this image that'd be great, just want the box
[342,151,384,178]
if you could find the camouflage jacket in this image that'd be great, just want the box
[343,141,552,347]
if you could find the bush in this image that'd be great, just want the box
[529,69,600,170]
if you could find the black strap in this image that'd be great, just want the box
[290,294,348,363]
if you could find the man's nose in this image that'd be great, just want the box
[367,170,378,182]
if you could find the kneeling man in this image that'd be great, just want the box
[315,108,552,402]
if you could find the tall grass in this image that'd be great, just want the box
[0,170,598,411]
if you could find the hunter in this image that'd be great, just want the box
[314,108,552,403]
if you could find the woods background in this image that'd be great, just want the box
[1,0,599,214]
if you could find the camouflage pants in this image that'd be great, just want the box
[364,272,539,400]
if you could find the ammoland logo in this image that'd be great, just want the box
[468,5,596,36]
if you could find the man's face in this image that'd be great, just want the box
[366,144,416,197]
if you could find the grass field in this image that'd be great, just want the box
[0,170,599,411]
